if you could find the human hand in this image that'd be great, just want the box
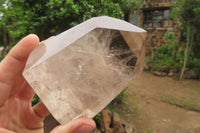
[0,34,96,133]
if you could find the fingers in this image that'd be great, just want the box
[33,101,50,118]
[50,117,96,133]
[0,128,16,133]
[0,34,40,81]
[0,34,39,106]
[10,36,54,101]
[16,81,35,102]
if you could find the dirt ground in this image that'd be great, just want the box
[115,72,200,133]
[44,72,200,133]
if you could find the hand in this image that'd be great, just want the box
[0,34,96,133]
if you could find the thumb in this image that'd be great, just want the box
[50,117,96,133]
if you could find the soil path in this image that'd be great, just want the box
[118,72,200,133]
[44,72,200,133]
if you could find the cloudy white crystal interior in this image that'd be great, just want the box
[23,20,146,124]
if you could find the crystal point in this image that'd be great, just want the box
[23,16,146,124]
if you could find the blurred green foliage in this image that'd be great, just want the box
[0,0,125,41]
[171,0,200,79]
[187,58,200,76]
[171,0,200,29]
[147,30,200,77]
[147,31,183,70]
[0,54,3,61]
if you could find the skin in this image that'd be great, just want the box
[0,34,96,133]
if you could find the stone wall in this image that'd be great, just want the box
[145,19,180,55]
[143,0,174,8]
[145,28,170,55]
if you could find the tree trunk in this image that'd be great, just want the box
[9,34,14,44]
[179,26,190,80]
[1,27,7,55]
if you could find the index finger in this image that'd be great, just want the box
[0,34,39,106]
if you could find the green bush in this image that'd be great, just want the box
[146,31,184,70]
[187,58,200,75]
[0,55,3,61]
[155,44,173,59]
[106,87,128,112]
[164,30,176,41]
[147,44,182,70]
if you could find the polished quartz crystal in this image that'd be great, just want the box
[23,16,146,124]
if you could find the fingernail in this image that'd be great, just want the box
[76,125,94,133]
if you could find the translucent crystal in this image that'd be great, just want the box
[23,16,146,124]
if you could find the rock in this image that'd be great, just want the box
[185,67,189,71]
[154,71,162,76]
[122,123,136,133]
[161,72,167,76]
[154,71,168,77]
[169,66,179,73]
[100,109,113,133]
[144,64,149,71]
[125,128,136,133]
[106,128,114,133]
[100,110,126,133]
[113,112,124,133]
[159,66,167,72]
[168,72,173,77]
[184,69,199,79]
[91,128,101,133]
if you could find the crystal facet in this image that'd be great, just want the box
[23,16,146,124]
